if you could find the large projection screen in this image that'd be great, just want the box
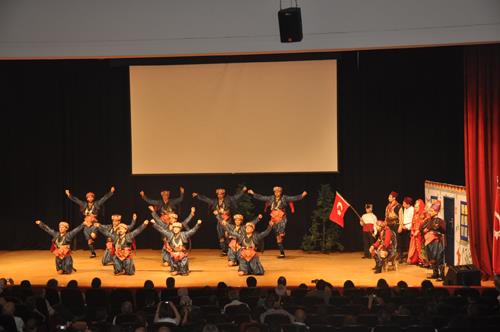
[130,59,337,174]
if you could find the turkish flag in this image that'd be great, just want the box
[493,185,500,274]
[329,192,350,228]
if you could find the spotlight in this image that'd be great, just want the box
[278,1,303,43]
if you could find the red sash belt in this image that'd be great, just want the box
[240,248,258,262]
[83,215,98,227]
[51,244,71,259]
[106,241,115,255]
[115,247,132,261]
[362,224,374,232]
[270,210,285,223]
[229,239,241,252]
[170,248,188,262]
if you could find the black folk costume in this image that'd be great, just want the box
[249,187,305,258]
[195,188,246,255]
[67,190,114,258]
[37,221,84,274]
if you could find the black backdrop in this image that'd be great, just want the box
[0,46,465,252]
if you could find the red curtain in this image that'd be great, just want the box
[464,44,500,279]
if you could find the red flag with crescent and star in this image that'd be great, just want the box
[493,184,500,274]
[329,192,350,228]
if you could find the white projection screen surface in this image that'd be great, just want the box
[130,59,338,174]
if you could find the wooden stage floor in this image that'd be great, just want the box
[0,249,493,288]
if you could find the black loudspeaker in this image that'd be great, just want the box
[444,265,481,286]
[278,7,303,43]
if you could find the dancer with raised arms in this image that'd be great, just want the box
[222,219,274,276]
[100,213,137,266]
[65,186,115,258]
[35,219,84,274]
[247,186,307,258]
[95,219,149,275]
[150,207,203,276]
[192,187,247,256]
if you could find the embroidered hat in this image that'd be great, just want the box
[59,222,69,230]
[403,197,413,205]
[245,222,255,230]
[171,222,183,229]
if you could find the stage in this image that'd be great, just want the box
[0,250,493,288]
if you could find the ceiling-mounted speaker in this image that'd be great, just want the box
[278,7,303,43]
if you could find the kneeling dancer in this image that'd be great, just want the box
[223,220,274,276]
[150,210,202,276]
[100,213,137,266]
[96,220,149,275]
[35,219,84,274]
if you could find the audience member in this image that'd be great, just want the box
[154,300,181,326]
[222,288,249,314]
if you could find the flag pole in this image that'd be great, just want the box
[349,205,362,220]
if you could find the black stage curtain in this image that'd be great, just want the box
[0,47,465,252]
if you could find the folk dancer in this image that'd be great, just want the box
[140,187,185,224]
[148,206,196,266]
[100,213,137,266]
[247,186,307,258]
[95,220,149,275]
[421,200,446,281]
[192,187,247,255]
[217,212,263,266]
[222,220,274,276]
[65,186,115,258]
[150,210,202,276]
[35,220,84,274]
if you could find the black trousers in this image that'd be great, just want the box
[397,229,410,260]
[362,231,374,257]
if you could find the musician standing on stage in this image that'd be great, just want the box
[247,186,307,258]
[422,200,446,281]
[192,187,247,255]
[35,219,84,274]
[65,186,115,258]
